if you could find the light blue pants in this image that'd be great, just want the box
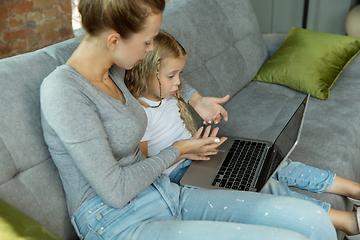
[71,174,336,240]
[168,159,193,184]
[262,159,336,212]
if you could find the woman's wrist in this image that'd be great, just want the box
[188,92,202,109]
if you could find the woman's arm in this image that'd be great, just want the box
[181,81,229,125]
[41,78,178,209]
[140,141,207,167]
[188,92,229,125]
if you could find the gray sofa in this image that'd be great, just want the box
[0,0,359,239]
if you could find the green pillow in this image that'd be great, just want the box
[0,199,61,240]
[253,27,360,100]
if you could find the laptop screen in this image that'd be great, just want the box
[273,95,309,158]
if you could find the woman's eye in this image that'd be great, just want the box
[145,42,151,46]
[168,75,174,78]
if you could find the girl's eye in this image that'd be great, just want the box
[145,42,151,46]
[168,75,174,79]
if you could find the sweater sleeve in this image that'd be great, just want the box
[181,79,197,103]
[40,76,179,209]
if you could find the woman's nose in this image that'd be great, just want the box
[146,40,154,52]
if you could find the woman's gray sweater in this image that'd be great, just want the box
[40,64,181,217]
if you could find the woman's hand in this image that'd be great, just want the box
[172,126,227,157]
[188,92,229,125]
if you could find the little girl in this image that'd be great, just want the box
[125,30,224,184]
[125,30,360,238]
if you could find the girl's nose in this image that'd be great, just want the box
[174,77,181,86]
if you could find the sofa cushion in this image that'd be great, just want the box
[0,199,61,240]
[254,27,360,100]
[161,0,268,100]
[0,38,81,240]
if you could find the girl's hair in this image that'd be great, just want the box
[124,30,197,135]
[78,0,165,38]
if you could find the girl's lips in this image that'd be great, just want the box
[137,60,142,64]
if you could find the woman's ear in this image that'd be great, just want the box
[107,32,121,51]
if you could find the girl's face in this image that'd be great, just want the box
[113,13,162,70]
[146,56,187,101]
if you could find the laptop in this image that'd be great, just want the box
[180,94,310,192]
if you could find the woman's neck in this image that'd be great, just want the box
[67,37,113,83]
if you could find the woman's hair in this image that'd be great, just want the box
[124,30,197,136]
[78,0,165,38]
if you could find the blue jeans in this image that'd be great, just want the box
[168,159,192,184]
[71,175,336,240]
[262,159,336,212]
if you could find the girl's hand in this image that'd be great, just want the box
[172,126,227,156]
[177,126,219,161]
[188,92,229,125]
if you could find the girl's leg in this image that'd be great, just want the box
[273,159,336,193]
[262,178,331,211]
[326,175,360,200]
[328,209,359,236]
[262,159,333,211]
[168,159,192,184]
[270,159,360,235]
[178,186,336,240]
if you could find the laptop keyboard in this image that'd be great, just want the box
[212,139,266,191]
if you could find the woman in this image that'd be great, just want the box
[40,0,337,239]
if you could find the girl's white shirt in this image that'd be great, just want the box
[140,97,192,176]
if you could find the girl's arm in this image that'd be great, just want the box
[140,141,149,158]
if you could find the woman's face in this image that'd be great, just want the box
[113,13,162,70]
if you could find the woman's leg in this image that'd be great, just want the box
[125,218,310,240]
[177,186,336,240]
[71,176,336,240]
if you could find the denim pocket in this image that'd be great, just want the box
[96,200,135,227]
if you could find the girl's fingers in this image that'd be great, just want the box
[202,125,212,138]
[201,136,227,152]
[193,126,204,139]
[210,127,219,137]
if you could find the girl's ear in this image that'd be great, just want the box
[107,32,121,51]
